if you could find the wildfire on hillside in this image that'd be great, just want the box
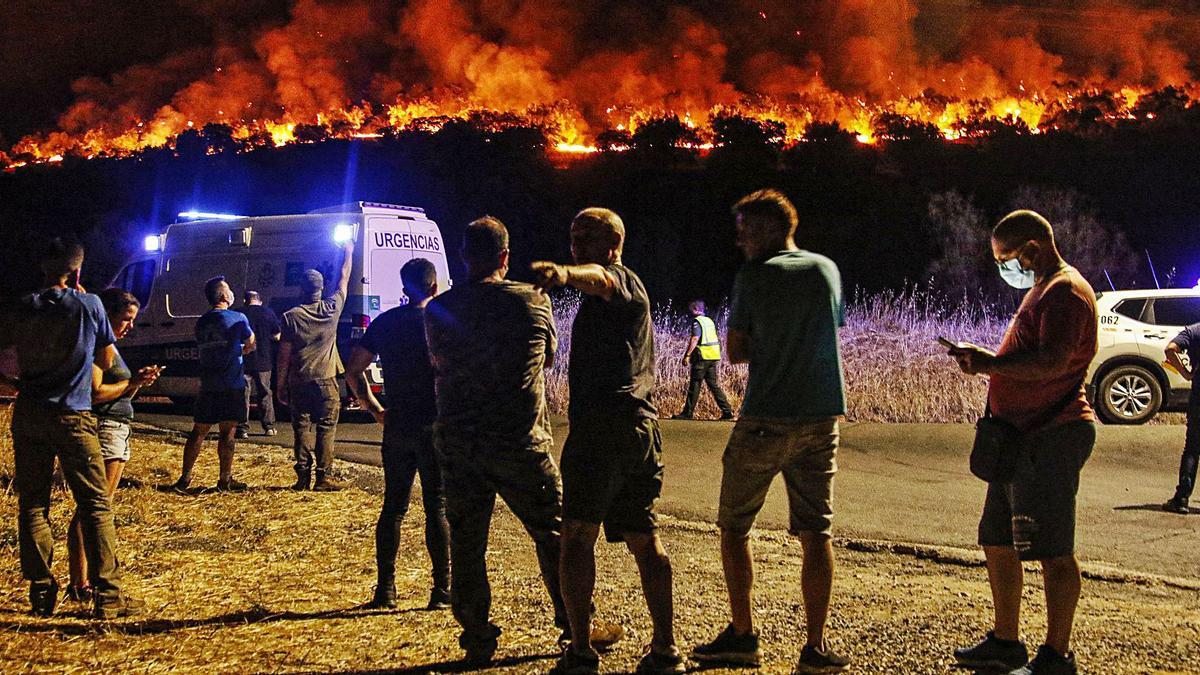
[4,0,1200,169]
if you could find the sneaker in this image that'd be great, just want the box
[719,413,737,421]
[235,428,249,440]
[216,477,248,492]
[1008,645,1077,675]
[1163,497,1190,514]
[29,581,59,617]
[292,472,311,491]
[170,477,191,494]
[312,476,346,492]
[461,631,500,667]
[94,594,145,620]
[794,644,851,674]
[550,648,600,675]
[691,624,762,666]
[427,587,451,610]
[263,426,278,437]
[637,646,687,674]
[365,584,397,609]
[954,631,1029,671]
[559,621,626,653]
[65,584,93,604]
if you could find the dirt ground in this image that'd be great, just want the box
[0,423,1197,674]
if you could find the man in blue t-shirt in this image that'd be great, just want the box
[691,190,850,673]
[173,276,256,493]
[0,238,141,619]
[1164,322,1200,513]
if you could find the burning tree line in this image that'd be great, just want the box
[4,84,1198,171]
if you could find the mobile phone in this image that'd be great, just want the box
[937,337,959,350]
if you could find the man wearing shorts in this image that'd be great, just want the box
[691,190,851,674]
[346,258,450,611]
[0,238,141,619]
[174,276,256,493]
[949,210,1098,675]
[533,207,683,675]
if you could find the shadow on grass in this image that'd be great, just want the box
[1113,503,1199,515]
[0,603,425,637]
[309,651,558,674]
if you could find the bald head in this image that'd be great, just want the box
[993,210,1054,249]
[571,207,625,265]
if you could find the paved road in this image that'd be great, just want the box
[137,404,1199,580]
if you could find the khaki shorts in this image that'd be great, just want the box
[718,417,839,537]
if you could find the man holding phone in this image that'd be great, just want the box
[946,210,1097,675]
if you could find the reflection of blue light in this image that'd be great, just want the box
[178,210,243,220]
[143,235,161,252]
[333,223,355,243]
[1195,278,1200,289]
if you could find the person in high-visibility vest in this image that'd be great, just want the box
[674,300,735,420]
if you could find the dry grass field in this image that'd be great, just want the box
[0,407,1197,673]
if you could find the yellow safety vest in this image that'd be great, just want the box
[695,315,721,361]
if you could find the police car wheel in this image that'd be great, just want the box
[1096,365,1162,425]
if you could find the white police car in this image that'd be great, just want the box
[1089,287,1200,423]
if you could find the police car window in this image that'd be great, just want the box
[1149,297,1200,327]
[1112,299,1146,321]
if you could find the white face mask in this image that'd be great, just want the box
[997,255,1036,289]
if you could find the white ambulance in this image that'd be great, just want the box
[107,202,451,402]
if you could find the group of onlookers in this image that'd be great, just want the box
[10,186,1197,675]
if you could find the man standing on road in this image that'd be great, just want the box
[691,190,851,674]
[174,276,256,493]
[346,258,451,611]
[673,300,735,421]
[277,240,353,492]
[425,217,608,665]
[237,290,280,439]
[533,207,683,675]
[1162,322,1199,514]
[0,238,142,619]
[948,210,1098,675]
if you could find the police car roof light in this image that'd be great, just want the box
[178,210,245,221]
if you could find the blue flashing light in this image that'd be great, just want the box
[178,210,244,221]
[143,235,162,252]
[333,223,356,243]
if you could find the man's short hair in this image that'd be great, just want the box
[301,270,324,297]
[243,290,260,304]
[462,216,509,266]
[732,189,799,238]
[993,210,1055,248]
[401,257,438,295]
[689,299,706,314]
[99,287,140,316]
[204,276,228,305]
[571,207,626,254]
[39,237,85,278]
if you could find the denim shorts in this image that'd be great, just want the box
[97,418,132,463]
[718,417,839,537]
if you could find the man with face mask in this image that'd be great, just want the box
[947,210,1098,675]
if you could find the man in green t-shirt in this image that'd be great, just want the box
[691,190,850,674]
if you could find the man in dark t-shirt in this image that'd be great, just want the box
[533,207,683,674]
[237,291,281,438]
[346,258,449,611]
[175,276,256,493]
[1164,322,1200,513]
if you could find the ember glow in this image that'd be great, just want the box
[4,0,1200,169]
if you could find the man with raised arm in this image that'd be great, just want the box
[346,258,450,611]
[533,207,684,675]
[691,190,851,674]
[277,240,354,491]
[0,238,142,619]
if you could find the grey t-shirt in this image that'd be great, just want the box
[281,289,345,383]
[567,264,657,420]
[729,250,846,419]
[425,279,557,451]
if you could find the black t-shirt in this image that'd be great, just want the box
[568,264,657,420]
[239,304,281,373]
[359,304,437,427]
[1172,322,1200,396]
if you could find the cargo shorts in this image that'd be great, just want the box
[718,416,839,537]
[978,420,1095,561]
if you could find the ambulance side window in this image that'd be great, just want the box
[121,260,156,307]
